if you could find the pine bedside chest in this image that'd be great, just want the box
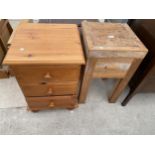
[80,21,148,103]
[3,22,85,112]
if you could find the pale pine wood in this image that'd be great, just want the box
[11,65,81,85]
[0,43,4,64]
[4,23,85,65]
[26,95,78,111]
[8,20,30,46]
[21,82,78,97]
[5,23,85,111]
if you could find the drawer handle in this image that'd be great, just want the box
[48,88,53,95]
[104,65,108,69]
[49,102,55,107]
[44,72,52,79]
[40,81,47,85]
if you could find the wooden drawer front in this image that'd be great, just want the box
[12,65,81,85]
[21,82,79,97]
[93,59,132,78]
[26,95,78,110]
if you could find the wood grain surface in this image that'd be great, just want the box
[4,23,85,65]
[26,95,78,110]
[11,65,81,85]
[82,21,147,58]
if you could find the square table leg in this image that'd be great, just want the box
[79,58,96,103]
[108,59,142,103]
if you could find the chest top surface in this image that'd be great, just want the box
[82,21,147,57]
[4,23,85,65]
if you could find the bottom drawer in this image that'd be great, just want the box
[21,82,78,97]
[26,95,78,111]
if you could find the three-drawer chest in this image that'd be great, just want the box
[3,22,85,111]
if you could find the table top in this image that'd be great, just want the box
[4,23,85,65]
[82,21,148,58]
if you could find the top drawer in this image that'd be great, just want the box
[11,65,81,85]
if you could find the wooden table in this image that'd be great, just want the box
[3,22,85,111]
[80,21,148,103]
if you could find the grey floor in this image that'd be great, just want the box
[0,77,155,135]
[0,20,155,135]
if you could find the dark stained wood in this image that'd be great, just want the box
[0,19,13,78]
[122,19,155,106]
[0,20,13,52]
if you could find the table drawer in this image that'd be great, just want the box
[26,95,78,110]
[93,60,131,78]
[11,65,81,84]
[21,82,79,97]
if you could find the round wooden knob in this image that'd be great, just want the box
[49,102,54,107]
[104,65,108,69]
[48,88,53,95]
[44,72,52,79]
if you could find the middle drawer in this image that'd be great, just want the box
[20,82,79,97]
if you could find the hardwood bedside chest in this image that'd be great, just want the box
[3,22,85,111]
[80,21,148,103]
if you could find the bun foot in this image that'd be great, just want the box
[67,104,79,110]
[31,110,39,112]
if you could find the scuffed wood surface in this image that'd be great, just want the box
[4,23,85,65]
[82,21,148,58]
